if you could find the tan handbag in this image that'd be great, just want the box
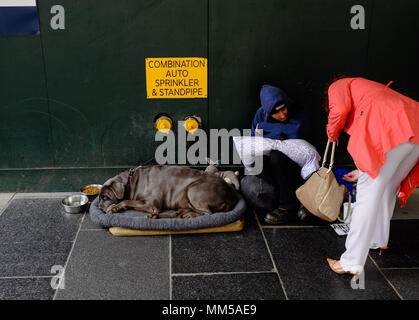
[296,141,348,222]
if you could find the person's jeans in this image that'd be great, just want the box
[241,151,303,213]
[262,150,303,211]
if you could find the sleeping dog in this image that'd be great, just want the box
[98,165,238,219]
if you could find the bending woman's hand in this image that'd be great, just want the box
[343,170,359,182]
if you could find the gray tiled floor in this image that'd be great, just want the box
[0,277,55,300]
[393,189,419,220]
[0,199,82,243]
[382,269,419,300]
[171,213,274,274]
[172,272,286,300]
[264,228,400,300]
[0,199,81,281]
[0,193,418,300]
[369,220,419,269]
[0,193,14,215]
[54,228,170,300]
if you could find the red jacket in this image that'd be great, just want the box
[398,163,419,208]
[326,78,419,204]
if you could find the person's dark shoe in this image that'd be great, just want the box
[297,205,310,221]
[264,208,289,225]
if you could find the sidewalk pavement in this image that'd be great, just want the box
[0,190,418,300]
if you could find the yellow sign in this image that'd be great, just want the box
[146,57,207,99]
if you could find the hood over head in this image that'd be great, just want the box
[260,85,294,121]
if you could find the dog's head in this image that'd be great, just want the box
[98,180,125,212]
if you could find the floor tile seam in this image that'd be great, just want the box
[0,192,16,217]
[14,192,78,195]
[368,254,404,300]
[13,193,77,199]
[0,239,76,246]
[172,271,277,277]
[253,210,289,300]
[52,214,86,300]
[169,235,172,301]
[0,275,54,280]
[379,267,419,271]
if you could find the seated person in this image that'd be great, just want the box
[243,84,309,224]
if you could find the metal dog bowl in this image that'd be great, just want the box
[61,195,89,214]
[80,184,102,202]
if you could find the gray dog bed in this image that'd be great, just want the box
[89,194,247,232]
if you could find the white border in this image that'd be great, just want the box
[0,0,36,7]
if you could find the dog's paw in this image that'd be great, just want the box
[146,213,159,219]
[180,212,194,219]
[106,204,121,214]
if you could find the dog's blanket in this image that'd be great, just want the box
[233,136,321,179]
[89,193,247,231]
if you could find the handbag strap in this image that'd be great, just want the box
[321,140,336,172]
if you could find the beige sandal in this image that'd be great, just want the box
[379,246,389,256]
[326,258,361,276]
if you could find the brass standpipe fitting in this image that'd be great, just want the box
[153,113,173,134]
[184,115,202,134]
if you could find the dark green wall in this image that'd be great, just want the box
[0,0,418,191]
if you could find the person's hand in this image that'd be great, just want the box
[255,123,263,135]
[326,128,339,144]
[343,170,359,182]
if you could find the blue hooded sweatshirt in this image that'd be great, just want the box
[251,85,307,140]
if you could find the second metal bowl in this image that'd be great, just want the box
[80,184,102,202]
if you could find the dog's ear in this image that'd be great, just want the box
[205,157,215,165]
[110,182,125,200]
[220,171,240,190]
[205,164,218,174]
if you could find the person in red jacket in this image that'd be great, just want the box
[324,76,419,275]
[397,163,419,208]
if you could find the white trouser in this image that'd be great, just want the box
[340,141,419,274]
